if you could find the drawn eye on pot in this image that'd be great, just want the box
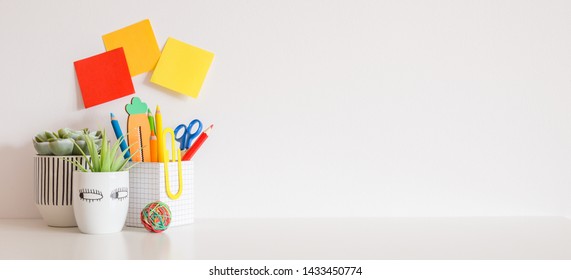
[79,189,103,202]
[111,187,128,201]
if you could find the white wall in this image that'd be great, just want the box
[1,0,571,219]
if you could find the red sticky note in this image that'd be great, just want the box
[74,48,135,108]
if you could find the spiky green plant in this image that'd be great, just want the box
[69,130,138,172]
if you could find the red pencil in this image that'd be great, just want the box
[182,124,213,161]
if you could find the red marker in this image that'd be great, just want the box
[182,124,213,161]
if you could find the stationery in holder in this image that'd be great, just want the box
[126,161,194,227]
[161,127,183,200]
[126,97,151,162]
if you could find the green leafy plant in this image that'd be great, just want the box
[69,129,138,172]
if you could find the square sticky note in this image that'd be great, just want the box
[151,37,214,98]
[102,19,161,76]
[74,48,135,108]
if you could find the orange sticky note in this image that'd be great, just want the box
[102,19,161,76]
[150,37,214,98]
[74,48,135,108]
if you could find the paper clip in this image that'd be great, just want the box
[162,128,183,200]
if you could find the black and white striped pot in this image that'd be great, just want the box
[34,155,88,227]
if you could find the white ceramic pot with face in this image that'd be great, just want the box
[72,171,129,234]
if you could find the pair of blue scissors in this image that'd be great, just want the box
[174,119,203,150]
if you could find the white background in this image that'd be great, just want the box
[1,0,571,219]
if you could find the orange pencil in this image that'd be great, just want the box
[182,124,213,161]
[149,132,158,162]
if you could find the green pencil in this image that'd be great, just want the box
[147,108,156,135]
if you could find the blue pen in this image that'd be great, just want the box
[110,113,131,159]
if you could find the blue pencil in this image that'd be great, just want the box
[110,113,131,159]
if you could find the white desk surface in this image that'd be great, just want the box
[1,217,571,260]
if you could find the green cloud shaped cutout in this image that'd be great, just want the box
[125,97,148,115]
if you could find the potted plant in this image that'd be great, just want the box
[33,128,102,156]
[32,128,102,227]
[69,130,138,234]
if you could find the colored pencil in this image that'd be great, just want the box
[182,124,213,161]
[155,105,165,162]
[110,113,130,159]
[149,132,158,162]
[147,108,156,135]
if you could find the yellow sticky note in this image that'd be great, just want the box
[102,19,161,76]
[151,37,215,98]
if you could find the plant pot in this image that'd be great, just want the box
[72,171,129,234]
[34,155,89,227]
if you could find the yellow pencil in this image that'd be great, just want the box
[155,105,164,162]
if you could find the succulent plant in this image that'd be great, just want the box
[33,128,102,156]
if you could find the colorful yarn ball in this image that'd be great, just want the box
[140,201,172,233]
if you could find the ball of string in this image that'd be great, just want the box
[140,201,171,233]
